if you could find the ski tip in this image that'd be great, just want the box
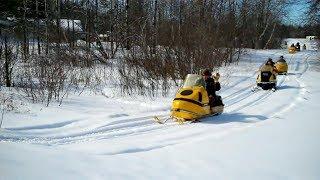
[153,116,164,124]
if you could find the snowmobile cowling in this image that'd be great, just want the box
[275,61,288,75]
[171,74,223,121]
[171,86,211,120]
[256,67,277,90]
[288,47,296,54]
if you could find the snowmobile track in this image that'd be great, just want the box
[0,51,313,147]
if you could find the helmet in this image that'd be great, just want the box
[280,56,284,59]
[202,69,212,76]
[266,58,273,65]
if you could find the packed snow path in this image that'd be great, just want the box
[1,49,319,179]
[0,50,313,146]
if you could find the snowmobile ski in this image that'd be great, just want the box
[190,119,201,123]
[251,85,260,92]
[154,111,222,125]
[153,116,173,124]
[251,84,276,92]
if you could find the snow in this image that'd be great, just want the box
[1,46,320,179]
[284,38,319,51]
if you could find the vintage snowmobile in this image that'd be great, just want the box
[155,74,224,124]
[275,58,288,75]
[288,46,296,54]
[253,65,277,91]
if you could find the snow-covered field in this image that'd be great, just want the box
[284,38,319,51]
[1,48,320,179]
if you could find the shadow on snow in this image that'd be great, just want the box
[200,112,268,124]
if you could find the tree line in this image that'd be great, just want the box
[0,0,318,102]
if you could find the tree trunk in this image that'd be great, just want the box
[110,0,114,58]
[4,35,12,87]
[36,0,41,55]
[56,0,61,56]
[23,0,29,60]
[154,0,158,51]
[264,22,277,49]
[45,0,49,54]
[126,0,130,50]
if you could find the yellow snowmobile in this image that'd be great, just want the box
[275,58,288,75]
[170,74,224,122]
[288,46,296,54]
[254,65,277,91]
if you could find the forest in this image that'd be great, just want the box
[0,0,319,104]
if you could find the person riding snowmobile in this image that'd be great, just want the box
[275,55,288,75]
[261,58,277,77]
[202,69,222,109]
[255,58,278,91]
[295,42,300,51]
[277,56,286,63]
[267,58,275,66]
[303,44,306,50]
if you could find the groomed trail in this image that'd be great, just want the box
[0,50,312,147]
[1,49,319,179]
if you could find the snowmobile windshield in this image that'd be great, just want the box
[182,74,205,88]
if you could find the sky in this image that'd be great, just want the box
[285,1,310,26]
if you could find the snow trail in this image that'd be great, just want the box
[0,50,317,150]
[1,48,320,180]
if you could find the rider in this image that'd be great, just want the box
[277,55,286,63]
[295,42,300,51]
[303,44,306,50]
[260,58,277,77]
[201,69,222,109]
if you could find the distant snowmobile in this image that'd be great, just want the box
[155,74,224,124]
[275,56,288,75]
[288,44,296,54]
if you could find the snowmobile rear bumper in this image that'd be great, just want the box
[257,82,276,90]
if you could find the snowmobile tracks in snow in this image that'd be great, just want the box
[0,114,175,145]
[0,51,313,147]
[224,52,311,114]
[268,54,311,117]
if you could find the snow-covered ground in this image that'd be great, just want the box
[284,38,319,51]
[1,48,320,179]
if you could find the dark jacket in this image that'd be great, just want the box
[205,77,221,97]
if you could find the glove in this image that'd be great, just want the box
[213,73,220,81]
